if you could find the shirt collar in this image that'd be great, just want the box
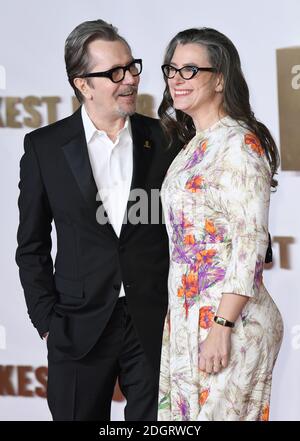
[81,105,132,145]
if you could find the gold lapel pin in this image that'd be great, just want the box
[144,140,151,149]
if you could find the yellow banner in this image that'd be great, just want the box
[277,47,300,170]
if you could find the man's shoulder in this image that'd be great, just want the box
[132,112,158,122]
[131,113,161,129]
[26,108,81,143]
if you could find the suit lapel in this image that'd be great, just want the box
[62,108,117,238]
[61,110,156,240]
[62,131,98,210]
[120,114,154,239]
[129,113,153,191]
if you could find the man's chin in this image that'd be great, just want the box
[117,105,136,118]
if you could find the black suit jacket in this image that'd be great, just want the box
[16,107,179,372]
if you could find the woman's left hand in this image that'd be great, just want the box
[199,323,232,374]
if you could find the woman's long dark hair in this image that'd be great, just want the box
[158,28,279,187]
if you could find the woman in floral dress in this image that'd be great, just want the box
[157,28,283,421]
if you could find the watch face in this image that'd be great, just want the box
[214,316,234,327]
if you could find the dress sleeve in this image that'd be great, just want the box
[212,132,272,298]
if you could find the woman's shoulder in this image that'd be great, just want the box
[213,117,271,178]
[220,118,268,163]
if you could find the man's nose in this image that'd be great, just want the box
[123,69,136,84]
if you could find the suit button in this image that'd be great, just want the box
[119,245,126,253]
[113,284,121,291]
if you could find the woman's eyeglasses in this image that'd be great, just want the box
[161,64,217,80]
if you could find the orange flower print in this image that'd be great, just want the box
[201,140,207,151]
[182,216,193,228]
[204,219,225,243]
[184,234,196,245]
[205,219,216,235]
[177,287,184,298]
[184,272,198,298]
[245,133,264,156]
[199,388,210,406]
[177,272,198,299]
[199,306,215,329]
[177,271,199,318]
[185,175,204,193]
[196,249,216,265]
[261,404,270,421]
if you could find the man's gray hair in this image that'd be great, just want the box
[65,19,131,103]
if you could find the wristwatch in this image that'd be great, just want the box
[214,315,235,328]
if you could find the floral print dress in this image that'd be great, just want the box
[158,116,283,421]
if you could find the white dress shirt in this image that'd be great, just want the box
[81,105,133,298]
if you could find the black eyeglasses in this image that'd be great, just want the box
[161,64,217,80]
[78,59,143,83]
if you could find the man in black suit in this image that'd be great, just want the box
[16,19,177,421]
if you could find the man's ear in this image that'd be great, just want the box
[73,77,93,100]
[215,74,224,93]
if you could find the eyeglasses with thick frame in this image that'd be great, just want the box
[161,64,217,80]
[78,59,143,83]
